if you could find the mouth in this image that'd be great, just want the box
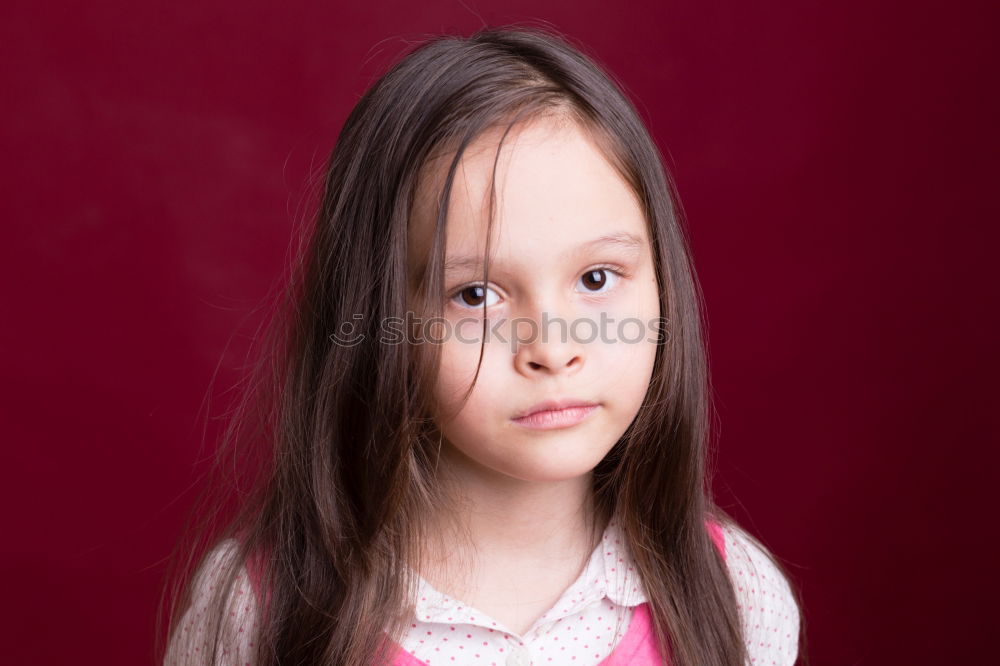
[511,399,600,430]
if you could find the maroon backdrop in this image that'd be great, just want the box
[2,1,996,664]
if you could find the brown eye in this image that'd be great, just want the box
[581,269,606,291]
[451,284,500,309]
[577,267,622,294]
[460,286,485,306]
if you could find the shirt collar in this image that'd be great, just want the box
[409,514,648,631]
[599,516,648,607]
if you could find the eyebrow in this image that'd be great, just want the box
[443,231,646,272]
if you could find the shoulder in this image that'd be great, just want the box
[164,539,261,666]
[720,522,801,666]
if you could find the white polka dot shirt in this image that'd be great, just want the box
[164,520,800,665]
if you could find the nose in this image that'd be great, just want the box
[511,305,587,377]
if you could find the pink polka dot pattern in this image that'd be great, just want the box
[721,524,801,665]
[163,540,260,666]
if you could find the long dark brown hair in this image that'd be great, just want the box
[158,23,807,666]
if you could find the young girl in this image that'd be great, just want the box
[161,25,805,666]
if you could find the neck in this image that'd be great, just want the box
[420,441,607,577]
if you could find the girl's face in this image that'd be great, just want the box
[409,115,661,485]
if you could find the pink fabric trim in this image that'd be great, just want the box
[708,519,727,560]
[596,601,659,665]
[388,644,433,666]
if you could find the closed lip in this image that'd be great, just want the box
[513,398,599,420]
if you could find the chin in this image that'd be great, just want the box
[494,454,604,484]
[523,465,585,481]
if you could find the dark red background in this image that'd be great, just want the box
[2,1,996,663]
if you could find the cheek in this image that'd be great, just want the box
[432,332,505,420]
[589,288,660,402]
[432,344,511,464]
[593,333,658,407]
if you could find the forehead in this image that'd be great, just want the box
[408,114,646,271]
